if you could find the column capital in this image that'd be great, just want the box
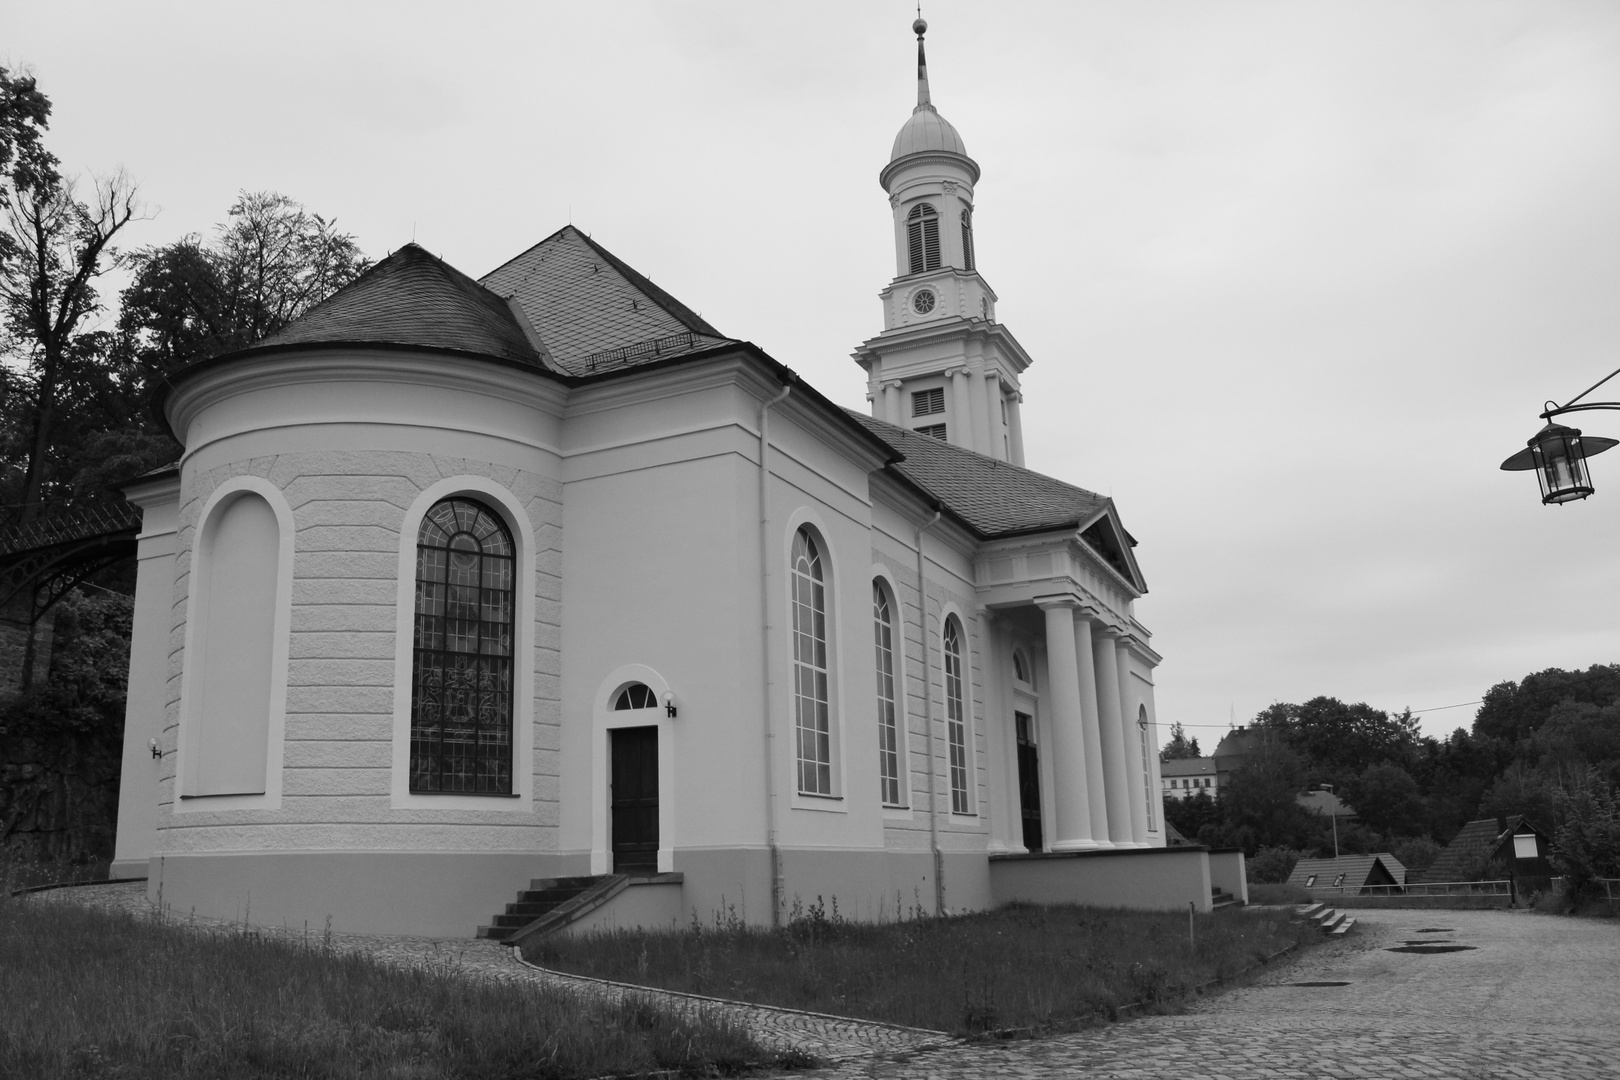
[883,378,905,390]
[1033,593,1082,612]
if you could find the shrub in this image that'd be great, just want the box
[1551,771,1620,901]
[1247,846,1303,884]
[1392,837,1441,875]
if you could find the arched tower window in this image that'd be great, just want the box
[614,683,658,710]
[1139,704,1155,831]
[943,616,970,813]
[960,208,975,272]
[873,581,902,806]
[411,497,515,794]
[791,529,832,795]
[1012,647,1032,688]
[907,203,941,274]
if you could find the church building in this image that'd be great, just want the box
[110,21,1239,937]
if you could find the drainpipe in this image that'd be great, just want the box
[758,381,793,928]
[915,508,944,915]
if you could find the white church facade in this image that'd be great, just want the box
[110,22,1242,937]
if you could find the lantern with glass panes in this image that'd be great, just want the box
[1500,367,1620,505]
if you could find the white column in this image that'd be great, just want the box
[950,367,972,450]
[883,381,903,426]
[1038,599,1095,850]
[1072,614,1113,848]
[1117,643,1149,846]
[977,607,1011,853]
[1092,630,1135,847]
[968,366,991,456]
[983,374,1004,460]
[1007,392,1026,467]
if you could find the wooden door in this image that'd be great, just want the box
[610,726,659,872]
[1015,711,1043,852]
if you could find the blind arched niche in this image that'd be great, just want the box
[186,491,280,795]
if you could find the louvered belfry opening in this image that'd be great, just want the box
[912,387,945,417]
[907,203,941,274]
[411,497,516,794]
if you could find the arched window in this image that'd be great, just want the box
[1139,704,1155,831]
[614,683,658,710]
[907,203,941,274]
[1012,648,1032,687]
[411,497,515,794]
[943,616,970,813]
[873,582,902,806]
[960,208,975,271]
[791,529,831,795]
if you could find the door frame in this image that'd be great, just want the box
[1013,688,1045,853]
[593,664,675,874]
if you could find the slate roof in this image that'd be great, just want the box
[479,226,736,375]
[252,243,544,367]
[1160,757,1216,778]
[848,408,1117,531]
[1413,816,1540,884]
[1287,854,1406,890]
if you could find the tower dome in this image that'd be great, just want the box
[881,17,979,189]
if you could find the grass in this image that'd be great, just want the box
[1246,882,1313,905]
[526,899,1317,1036]
[0,883,804,1080]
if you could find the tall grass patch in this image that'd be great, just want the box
[529,900,1315,1035]
[0,890,796,1079]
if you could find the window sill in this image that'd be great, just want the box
[796,792,843,801]
[408,791,520,798]
[180,792,266,800]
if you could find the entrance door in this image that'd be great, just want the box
[610,726,659,872]
[1015,711,1043,852]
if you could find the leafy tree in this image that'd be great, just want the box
[1159,720,1200,761]
[1392,836,1441,875]
[119,191,368,371]
[1549,769,1620,901]
[1341,762,1426,837]
[1268,697,1421,777]
[0,69,141,526]
[1161,788,1220,841]
[1207,736,1327,855]
[1474,664,1620,748]
[1247,845,1304,884]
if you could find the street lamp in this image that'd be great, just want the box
[1501,367,1620,505]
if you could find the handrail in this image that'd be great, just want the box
[1307,879,1512,897]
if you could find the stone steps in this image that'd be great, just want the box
[477,876,606,942]
[1295,901,1356,936]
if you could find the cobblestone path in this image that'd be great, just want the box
[33,884,1620,1077]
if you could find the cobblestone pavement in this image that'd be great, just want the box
[29,881,951,1063]
[804,907,1620,1079]
[33,885,1620,1077]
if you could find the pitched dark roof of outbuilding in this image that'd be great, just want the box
[1287,854,1406,889]
[1413,815,1544,883]
[251,243,545,367]
[479,226,736,375]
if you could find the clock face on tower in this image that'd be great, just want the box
[912,289,936,314]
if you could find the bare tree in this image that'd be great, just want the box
[1,170,141,525]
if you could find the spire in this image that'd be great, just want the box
[914,16,932,110]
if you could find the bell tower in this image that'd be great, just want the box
[854,17,1031,464]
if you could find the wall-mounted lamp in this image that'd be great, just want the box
[663,691,678,719]
[149,738,161,760]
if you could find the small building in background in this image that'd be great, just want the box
[1161,756,1217,800]
[1415,816,1555,894]
[1288,853,1407,896]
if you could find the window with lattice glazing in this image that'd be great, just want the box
[943,617,970,813]
[874,582,902,806]
[961,208,975,271]
[411,497,515,794]
[792,529,832,795]
[1139,705,1155,830]
[907,203,941,273]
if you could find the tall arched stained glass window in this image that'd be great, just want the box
[411,497,515,794]
[791,529,832,795]
[907,203,941,274]
[943,616,970,813]
[874,582,902,806]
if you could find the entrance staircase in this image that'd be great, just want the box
[1211,886,1242,910]
[1296,901,1356,935]
[477,875,609,944]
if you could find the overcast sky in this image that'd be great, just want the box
[8,1,1620,747]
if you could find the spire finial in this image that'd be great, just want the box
[913,12,931,109]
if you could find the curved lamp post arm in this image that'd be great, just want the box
[1541,365,1620,419]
